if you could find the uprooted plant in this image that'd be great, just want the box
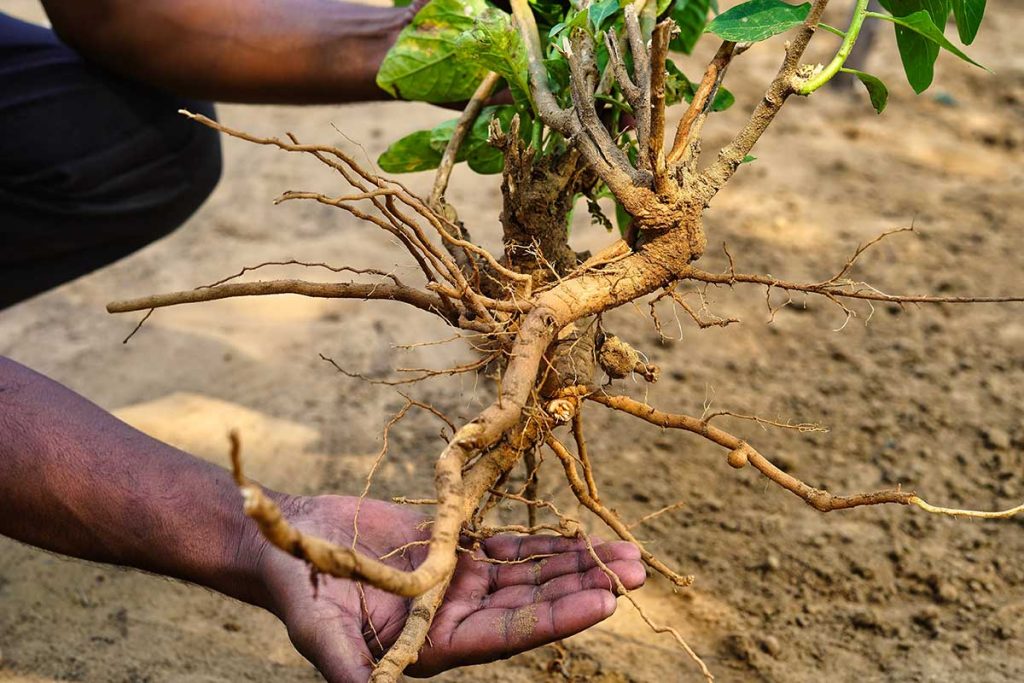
[107,0,1021,679]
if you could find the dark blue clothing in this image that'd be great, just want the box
[0,13,222,308]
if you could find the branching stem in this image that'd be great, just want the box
[667,40,735,168]
[107,280,450,319]
[431,72,502,208]
[546,433,694,587]
[509,0,570,131]
[580,534,712,682]
[648,20,672,185]
[797,0,871,95]
[588,393,1024,519]
[684,266,1024,306]
[699,0,832,198]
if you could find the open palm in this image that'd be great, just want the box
[256,495,646,682]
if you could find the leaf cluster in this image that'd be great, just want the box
[374,0,989,226]
[376,0,722,179]
[874,0,987,93]
[704,0,985,109]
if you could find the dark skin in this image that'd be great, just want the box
[5,5,645,679]
[0,357,646,682]
[38,0,419,103]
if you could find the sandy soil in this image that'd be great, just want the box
[2,1,1023,681]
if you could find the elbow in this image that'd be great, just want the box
[42,2,148,69]
[42,1,112,51]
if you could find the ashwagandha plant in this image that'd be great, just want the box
[107,0,1020,679]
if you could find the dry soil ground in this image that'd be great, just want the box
[1,1,1023,681]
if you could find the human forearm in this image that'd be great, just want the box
[39,0,413,103]
[0,357,275,608]
[0,363,648,682]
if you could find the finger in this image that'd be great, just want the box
[420,589,619,672]
[484,559,646,610]
[289,612,376,683]
[491,542,641,589]
[483,534,592,560]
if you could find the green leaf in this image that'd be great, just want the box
[466,107,518,173]
[842,68,889,114]
[710,85,734,111]
[392,0,413,6]
[705,0,811,42]
[664,60,695,106]
[876,1,939,93]
[921,0,951,29]
[457,106,522,172]
[544,54,572,98]
[376,0,490,103]
[586,196,614,231]
[379,106,517,174]
[466,144,505,174]
[869,8,987,93]
[591,170,636,237]
[589,0,621,33]
[427,120,459,153]
[951,0,985,44]
[454,8,533,109]
[670,0,712,54]
[664,60,735,111]
[595,29,612,73]
[378,131,444,173]
[529,0,567,35]
[555,9,591,39]
[741,154,757,163]
[614,199,633,237]
[879,0,951,33]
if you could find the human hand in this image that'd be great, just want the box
[253,495,646,682]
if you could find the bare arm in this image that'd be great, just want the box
[39,0,416,103]
[0,356,272,607]
[0,356,644,682]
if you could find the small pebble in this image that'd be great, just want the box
[761,635,782,658]
[982,427,1011,450]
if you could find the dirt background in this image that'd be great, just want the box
[2,1,1022,681]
